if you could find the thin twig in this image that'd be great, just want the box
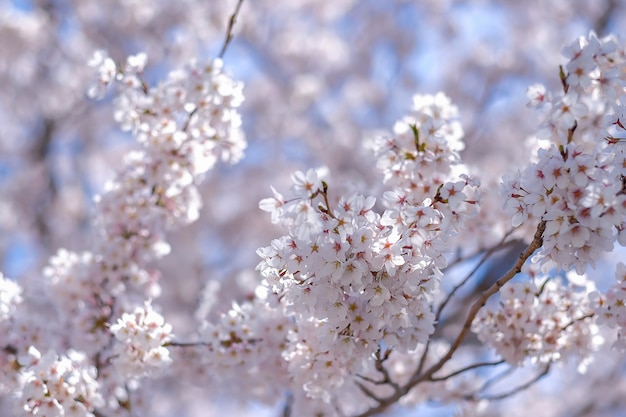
[445,232,515,269]
[281,391,293,417]
[594,0,617,36]
[356,350,400,390]
[478,364,516,392]
[417,231,516,375]
[317,182,337,218]
[536,275,553,296]
[430,360,505,382]
[374,349,400,390]
[417,220,546,383]
[182,107,198,132]
[356,381,384,403]
[219,0,245,59]
[354,221,546,417]
[415,339,432,376]
[436,230,516,324]
[166,340,212,348]
[473,364,551,401]
[356,373,386,385]
[562,313,594,331]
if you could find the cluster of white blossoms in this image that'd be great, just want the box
[4,17,626,415]
[502,32,626,273]
[472,272,601,369]
[502,142,623,273]
[258,173,420,399]
[0,274,22,390]
[42,250,112,356]
[370,93,465,196]
[109,302,173,379]
[94,52,246,268]
[592,263,626,350]
[16,347,104,417]
[368,93,481,266]
[0,273,21,323]
[86,50,118,100]
[257,93,480,401]
[190,292,292,403]
[0,52,249,415]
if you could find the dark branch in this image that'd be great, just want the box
[356,381,384,403]
[435,230,516,324]
[417,220,546,383]
[166,340,212,348]
[281,391,293,417]
[594,0,617,36]
[354,221,546,417]
[478,365,516,393]
[219,0,245,59]
[472,364,551,401]
[430,360,505,382]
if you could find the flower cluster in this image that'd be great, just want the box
[472,273,601,369]
[0,273,21,322]
[0,273,22,390]
[44,52,246,344]
[87,50,118,100]
[191,292,292,403]
[368,93,481,264]
[42,250,113,356]
[502,143,625,273]
[257,94,480,400]
[26,52,248,413]
[368,93,465,199]
[531,33,626,147]
[95,52,246,267]
[16,347,103,417]
[503,32,626,273]
[109,302,173,379]
[257,167,443,398]
[8,9,626,415]
[591,263,626,350]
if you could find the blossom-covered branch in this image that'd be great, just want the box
[1,3,626,417]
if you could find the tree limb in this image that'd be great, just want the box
[219,0,245,59]
[355,220,546,417]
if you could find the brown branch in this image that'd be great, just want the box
[417,220,546,383]
[166,340,212,348]
[536,276,553,296]
[219,0,245,59]
[435,230,516,324]
[472,364,551,401]
[281,392,293,417]
[356,373,387,386]
[417,232,516,375]
[415,340,431,377]
[562,312,595,331]
[593,0,617,36]
[354,220,546,417]
[31,118,56,244]
[445,231,517,269]
[374,349,400,391]
[356,381,384,403]
[182,107,198,132]
[356,350,400,393]
[317,181,337,219]
[430,360,505,382]
[478,364,516,393]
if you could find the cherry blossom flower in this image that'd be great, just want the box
[16,347,104,417]
[109,302,173,379]
[473,277,601,367]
